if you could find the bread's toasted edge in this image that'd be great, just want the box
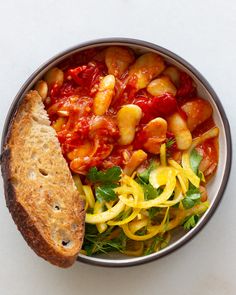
[0,91,85,268]
[2,148,79,267]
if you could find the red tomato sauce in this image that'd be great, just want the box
[43,47,218,176]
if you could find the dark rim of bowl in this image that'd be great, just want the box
[1,38,232,267]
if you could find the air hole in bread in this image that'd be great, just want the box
[39,168,48,176]
[53,204,61,211]
[62,240,72,248]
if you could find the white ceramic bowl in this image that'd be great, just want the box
[1,38,232,267]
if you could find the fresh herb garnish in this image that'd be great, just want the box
[113,208,132,222]
[87,166,122,184]
[148,207,161,219]
[136,175,163,201]
[83,225,127,256]
[182,215,199,230]
[138,160,157,184]
[95,183,118,203]
[144,236,164,255]
[164,209,170,232]
[198,170,206,182]
[136,228,147,236]
[87,166,122,203]
[143,184,162,201]
[190,149,202,174]
[182,184,201,209]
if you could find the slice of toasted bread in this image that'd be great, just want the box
[1,90,85,267]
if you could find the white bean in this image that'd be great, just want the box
[117,104,142,145]
[167,112,192,150]
[93,75,115,116]
[128,53,165,90]
[181,98,213,131]
[147,76,177,96]
[44,67,64,86]
[163,66,180,86]
[143,117,167,154]
[34,80,48,100]
[105,46,135,77]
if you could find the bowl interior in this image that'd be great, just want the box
[4,40,230,267]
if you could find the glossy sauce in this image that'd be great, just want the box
[44,47,218,175]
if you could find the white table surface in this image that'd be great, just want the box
[0,0,235,294]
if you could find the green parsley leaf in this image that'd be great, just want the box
[182,215,199,230]
[87,166,122,184]
[144,236,164,255]
[95,183,118,202]
[138,160,157,184]
[190,149,203,174]
[182,197,195,209]
[182,184,201,209]
[136,176,163,201]
[136,174,162,201]
[143,184,161,200]
[83,226,126,256]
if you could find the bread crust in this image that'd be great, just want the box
[1,91,85,268]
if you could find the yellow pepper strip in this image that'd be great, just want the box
[157,194,183,207]
[122,201,209,241]
[168,159,189,193]
[191,127,219,150]
[160,232,171,249]
[180,127,219,188]
[177,173,188,194]
[123,241,144,256]
[73,175,88,210]
[198,171,206,183]
[119,170,176,209]
[120,175,145,203]
[168,158,200,188]
[181,157,200,187]
[123,149,147,176]
[107,208,140,226]
[129,217,148,234]
[105,200,115,209]
[83,185,95,209]
[160,207,170,229]
[73,174,85,195]
[114,186,134,195]
[160,143,166,166]
[122,223,160,241]
[93,201,108,233]
[149,166,175,188]
[171,200,210,217]
[86,200,125,224]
